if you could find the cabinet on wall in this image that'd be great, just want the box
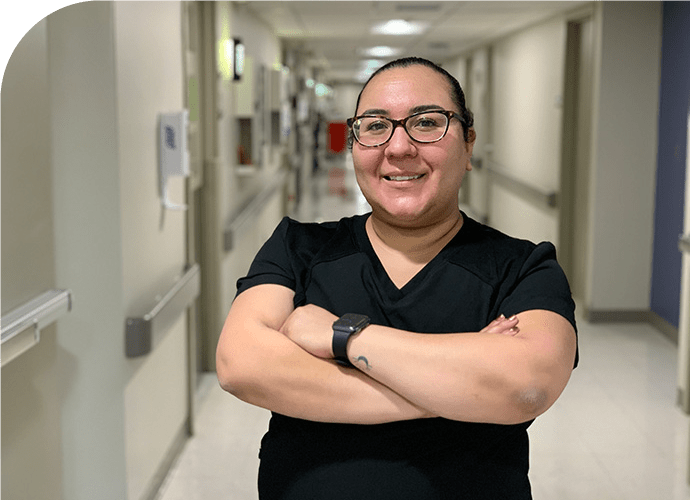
[233,55,263,167]
[233,57,291,170]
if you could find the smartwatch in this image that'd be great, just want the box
[332,313,370,367]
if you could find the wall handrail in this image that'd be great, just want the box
[224,167,288,252]
[483,159,559,210]
[1,289,72,366]
[125,263,200,358]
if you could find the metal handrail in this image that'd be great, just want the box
[483,159,559,209]
[1,289,72,366]
[125,263,200,357]
[224,167,288,252]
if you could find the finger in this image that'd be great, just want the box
[481,315,519,334]
[479,315,506,332]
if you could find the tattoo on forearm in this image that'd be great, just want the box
[353,355,371,371]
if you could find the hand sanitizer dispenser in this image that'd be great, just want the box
[159,110,190,210]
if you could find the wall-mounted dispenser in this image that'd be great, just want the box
[159,110,190,210]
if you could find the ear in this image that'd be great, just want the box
[465,129,476,170]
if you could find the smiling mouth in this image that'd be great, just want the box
[384,174,425,181]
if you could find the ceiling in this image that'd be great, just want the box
[242,1,591,84]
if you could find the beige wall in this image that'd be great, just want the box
[489,17,566,245]
[465,47,491,218]
[452,2,661,315]
[48,2,129,497]
[112,3,189,499]
[3,3,191,499]
[586,1,661,312]
[202,2,286,370]
[1,17,63,500]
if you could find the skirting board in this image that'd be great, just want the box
[585,308,678,344]
[142,423,190,500]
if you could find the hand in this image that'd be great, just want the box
[480,314,520,336]
[279,304,338,359]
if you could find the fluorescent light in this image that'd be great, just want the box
[359,46,403,58]
[356,59,386,82]
[370,19,428,36]
[314,83,331,97]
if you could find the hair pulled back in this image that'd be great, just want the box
[351,56,475,145]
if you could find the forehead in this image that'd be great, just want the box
[357,65,454,114]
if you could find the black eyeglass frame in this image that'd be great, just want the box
[347,109,464,148]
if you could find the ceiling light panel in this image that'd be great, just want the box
[359,46,403,58]
[370,19,429,36]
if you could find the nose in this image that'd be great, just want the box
[384,123,417,157]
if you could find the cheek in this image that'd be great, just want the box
[353,148,380,175]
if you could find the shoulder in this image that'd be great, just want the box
[237,215,365,296]
[267,214,364,263]
[447,215,546,282]
[274,214,361,244]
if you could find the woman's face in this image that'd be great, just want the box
[353,65,474,228]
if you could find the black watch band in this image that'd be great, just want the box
[332,313,370,367]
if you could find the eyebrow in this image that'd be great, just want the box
[359,104,446,116]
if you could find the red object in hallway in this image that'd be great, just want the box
[328,122,347,154]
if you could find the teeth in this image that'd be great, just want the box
[386,174,423,181]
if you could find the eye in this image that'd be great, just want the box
[359,117,391,134]
[409,113,443,130]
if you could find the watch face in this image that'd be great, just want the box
[334,313,370,331]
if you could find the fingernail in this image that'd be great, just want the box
[508,315,517,321]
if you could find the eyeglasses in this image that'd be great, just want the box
[347,110,462,147]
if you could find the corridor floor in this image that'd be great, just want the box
[157,161,690,500]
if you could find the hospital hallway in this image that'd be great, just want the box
[4,2,690,500]
[154,161,690,500]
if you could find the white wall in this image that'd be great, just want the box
[586,2,661,312]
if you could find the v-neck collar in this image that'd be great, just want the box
[353,213,468,298]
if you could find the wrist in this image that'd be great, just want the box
[332,313,370,367]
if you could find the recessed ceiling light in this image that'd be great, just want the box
[370,19,428,36]
[359,46,403,58]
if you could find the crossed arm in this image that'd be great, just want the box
[216,283,577,425]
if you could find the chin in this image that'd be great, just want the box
[375,205,433,227]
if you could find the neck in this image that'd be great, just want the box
[366,210,464,263]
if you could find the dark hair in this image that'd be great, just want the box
[349,56,475,147]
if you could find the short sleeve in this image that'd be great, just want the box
[498,242,578,367]
[235,217,296,296]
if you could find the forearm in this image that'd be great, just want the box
[219,329,430,423]
[346,311,576,424]
[216,287,432,424]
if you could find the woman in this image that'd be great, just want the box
[216,57,578,499]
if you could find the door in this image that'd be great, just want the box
[559,15,594,303]
[182,0,205,432]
